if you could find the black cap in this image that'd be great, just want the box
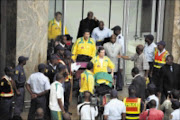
[18,56,29,63]
[144,34,154,41]
[38,63,47,71]
[65,34,73,40]
[50,55,59,60]
[147,83,156,90]
[4,66,14,73]
[112,26,121,31]
[157,41,166,46]
[64,50,73,57]
[56,45,64,51]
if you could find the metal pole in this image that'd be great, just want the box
[54,0,57,15]
[151,0,156,35]
[134,0,139,40]
[82,0,85,20]
[62,0,65,34]
[108,0,112,29]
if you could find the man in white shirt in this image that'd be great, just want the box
[77,91,98,120]
[144,34,157,77]
[170,108,180,120]
[104,89,126,120]
[49,73,69,120]
[91,21,112,46]
[26,63,51,120]
[112,26,125,54]
[146,83,159,109]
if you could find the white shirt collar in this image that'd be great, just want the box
[49,63,56,70]
[4,75,12,81]
[133,74,141,79]
[60,42,65,47]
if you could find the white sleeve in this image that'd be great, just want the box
[95,106,98,117]
[27,75,31,84]
[44,78,51,90]
[56,85,63,99]
[103,104,109,115]
[122,103,126,113]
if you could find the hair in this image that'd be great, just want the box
[166,55,174,61]
[128,85,136,96]
[131,67,139,74]
[136,44,144,52]
[87,11,93,17]
[56,73,64,81]
[87,62,93,70]
[148,100,157,108]
[55,11,62,16]
[98,46,105,53]
[99,21,104,25]
[147,83,156,95]
[171,89,180,99]
[84,91,91,101]
[38,64,46,73]
[83,29,90,34]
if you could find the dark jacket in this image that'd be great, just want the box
[77,18,99,38]
[159,63,180,95]
[131,75,146,101]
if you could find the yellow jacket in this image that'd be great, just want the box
[79,70,94,94]
[48,19,68,40]
[71,37,96,61]
[91,56,115,74]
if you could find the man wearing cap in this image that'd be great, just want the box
[91,21,112,46]
[152,41,169,92]
[104,89,126,120]
[112,26,125,54]
[0,66,20,120]
[144,34,157,78]
[26,63,51,120]
[55,45,65,61]
[72,29,96,62]
[13,56,28,119]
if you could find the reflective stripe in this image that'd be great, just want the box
[154,48,168,69]
[0,93,14,97]
[0,76,14,97]
[126,116,139,119]
[154,65,161,69]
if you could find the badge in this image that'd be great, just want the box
[52,70,54,72]
[15,70,19,74]
[45,69,48,73]
[97,65,100,67]
[1,82,4,86]
[21,72,24,76]
[81,46,84,49]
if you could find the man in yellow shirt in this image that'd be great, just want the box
[91,47,114,75]
[72,29,96,62]
[48,12,68,40]
[79,62,94,94]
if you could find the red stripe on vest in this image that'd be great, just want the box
[126,107,138,112]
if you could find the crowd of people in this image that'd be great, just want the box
[0,10,180,120]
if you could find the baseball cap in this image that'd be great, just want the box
[65,34,73,40]
[157,41,166,46]
[112,26,121,31]
[56,45,64,51]
[50,55,59,60]
[18,56,29,63]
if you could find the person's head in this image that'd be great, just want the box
[110,34,117,43]
[56,73,65,83]
[56,45,65,55]
[110,89,118,99]
[84,91,91,101]
[50,55,59,65]
[157,41,166,51]
[171,89,180,100]
[55,12,62,22]
[112,26,121,36]
[4,66,14,77]
[145,34,154,45]
[64,50,73,59]
[38,63,47,73]
[60,35,67,45]
[35,108,44,119]
[87,11,93,20]
[18,56,29,65]
[87,62,94,71]
[166,55,174,65]
[136,44,144,55]
[131,67,139,77]
[56,64,67,74]
[148,100,157,109]
[147,83,156,95]
[128,85,136,96]
[98,46,105,58]
[99,21,104,30]
[83,29,90,40]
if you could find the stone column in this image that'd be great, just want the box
[172,0,180,64]
[16,0,49,100]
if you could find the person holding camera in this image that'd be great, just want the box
[77,91,98,120]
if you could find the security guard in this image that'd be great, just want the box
[79,62,94,94]
[91,46,114,75]
[123,85,144,120]
[13,56,28,119]
[152,41,169,91]
[0,66,16,120]
[72,29,96,62]
[55,45,65,61]
[48,11,68,40]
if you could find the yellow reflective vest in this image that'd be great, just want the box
[71,37,96,61]
[79,70,94,94]
[91,56,115,74]
[48,19,68,40]
[0,76,14,97]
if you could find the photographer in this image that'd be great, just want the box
[77,91,98,120]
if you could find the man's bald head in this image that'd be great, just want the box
[99,21,104,30]
[84,91,91,101]
[136,44,144,54]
